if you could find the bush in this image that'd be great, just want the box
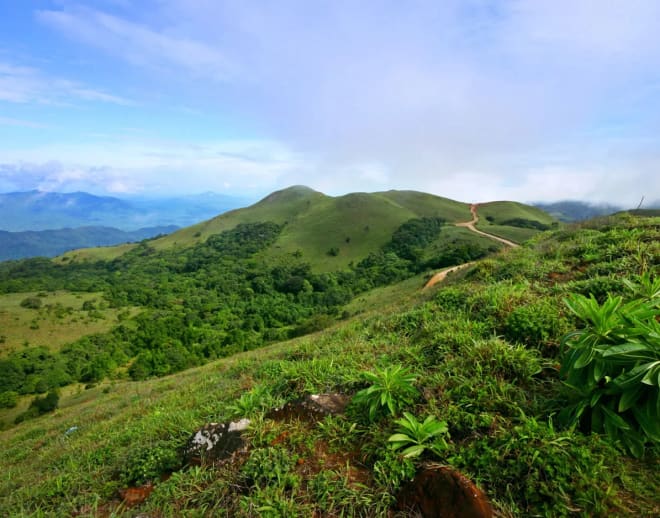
[30,389,59,413]
[20,297,42,309]
[0,391,18,408]
[504,300,565,351]
[14,389,59,423]
[121,443,181,485]
[501,218,551,231]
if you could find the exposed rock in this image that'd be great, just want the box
[266,393,350,422]
[182,419,250,466]
[396,465,493,518]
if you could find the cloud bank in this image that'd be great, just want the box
[1,1,659,204]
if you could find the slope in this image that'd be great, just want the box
[1,213,657,517]
[474,200,557,242]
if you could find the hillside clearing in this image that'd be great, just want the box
[0,291,140,356]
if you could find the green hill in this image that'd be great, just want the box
[475,200,558,242]
[0,212,657,516]
[60,186,554,271]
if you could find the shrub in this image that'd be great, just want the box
[372,449,416,492]
[14,389,59,423]
[121,443,180,485]
[504,300,565,351]
[20,297,42,309]
[501,218,551,231]
[0,391,18,408]
[30,389,59,413]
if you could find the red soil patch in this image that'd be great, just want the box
[397,465,493,518]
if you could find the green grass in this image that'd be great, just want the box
[473,201,557,244]
[343,273,429,317]
[424,225,504,256]
[474,224,540,243]
[56,242,138,263]
[476,201,555,225]
[1,214,657,516]
[378,190,472,221]
[0,291,139,357]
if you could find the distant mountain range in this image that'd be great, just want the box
[0,225,179,261]
[0,190,251,231]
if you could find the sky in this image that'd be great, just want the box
[1,0,660,205]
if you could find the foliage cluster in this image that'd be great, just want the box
[14,389,59,424]
[351,364,418,422]
[500,217,552,230]
[559,277,659,457]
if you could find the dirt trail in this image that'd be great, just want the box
[423,262,476,289]
[424,204,518,289]
[455,204,520,248]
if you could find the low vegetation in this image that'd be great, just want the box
[0,212,657,516]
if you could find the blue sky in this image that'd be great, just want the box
[1,0,659,205]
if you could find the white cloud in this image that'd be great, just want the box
[36,6,236,81]
[0,137,303,196]
[0,60,133,106]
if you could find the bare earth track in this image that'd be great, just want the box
[424,204,519,289]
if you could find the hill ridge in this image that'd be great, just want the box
[57,187,553,269]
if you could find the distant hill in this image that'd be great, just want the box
[0,225,178,261]
[0,190,250,231]
[60,186,555,270]
[532,201,622,221]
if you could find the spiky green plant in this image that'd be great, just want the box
[352,364,418,422]
[388,412,449,458]
[559,286,660,457]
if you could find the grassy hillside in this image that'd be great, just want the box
[477,200,556,225]
[1,213,657,516]
[475,201,557,243]
[0,291,139,356]
[58,187,482,269]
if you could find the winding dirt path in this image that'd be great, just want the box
[455,204,520,248]
[423,204,519,289]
